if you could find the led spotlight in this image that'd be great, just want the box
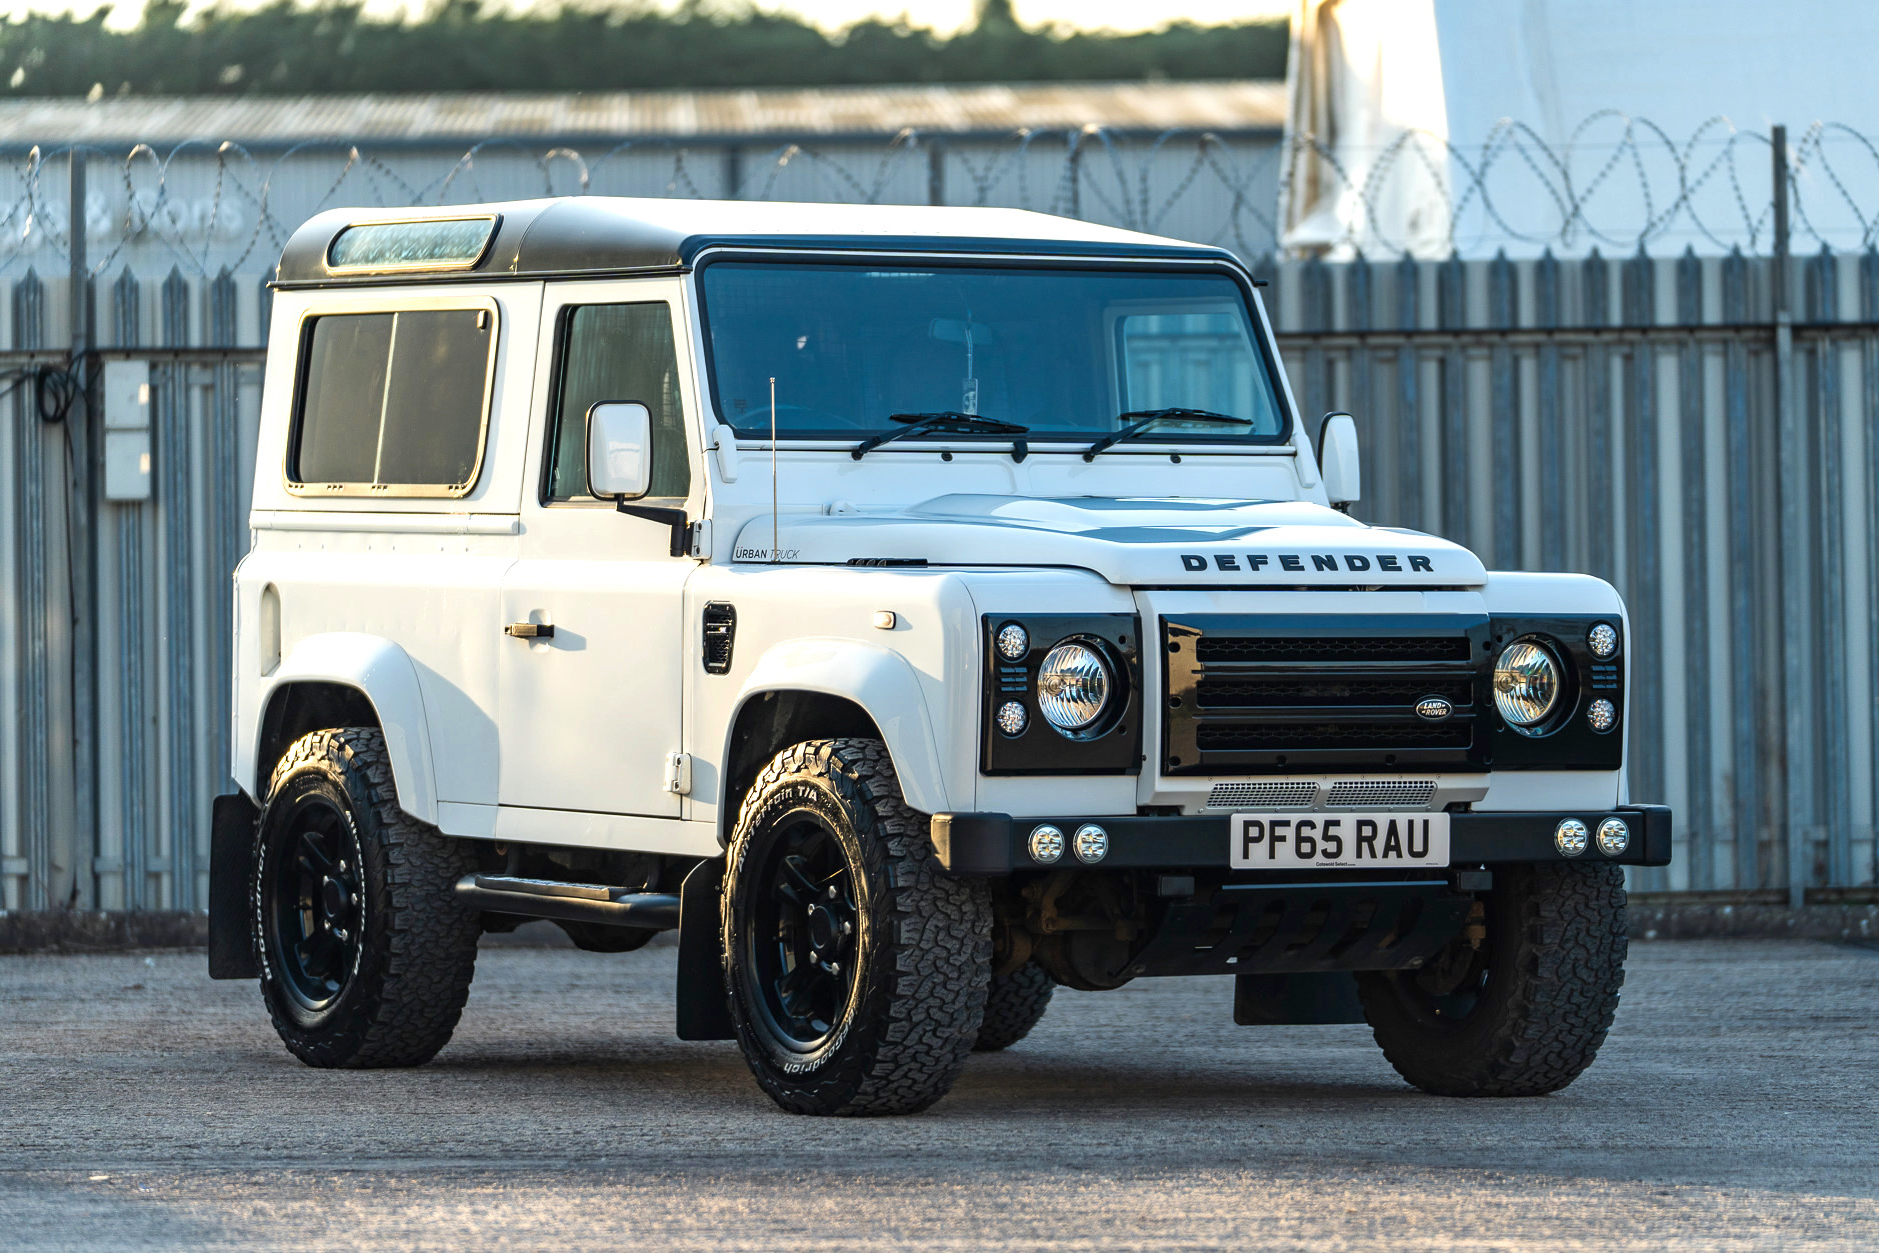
[995,623,1029,660]
[1073,823,1109,864]
[1028,824,1065,865]
[996,701,1028,736]
[1596,817,1630,857]
[1588,622,1620,658]
[1587,698,1618,734]
[1555,818,1589,858]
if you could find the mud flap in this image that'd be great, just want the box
[676,858,735,1040]
[208,791,262,979]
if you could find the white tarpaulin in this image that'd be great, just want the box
[1281,0,1879,257]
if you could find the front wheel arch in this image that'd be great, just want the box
[719,690,882,847]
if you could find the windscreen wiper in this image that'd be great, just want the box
[1081,408,1253,461]
[852,411,1031,461]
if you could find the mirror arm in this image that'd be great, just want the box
[615,500,691,558]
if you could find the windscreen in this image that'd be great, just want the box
[698,262,1289,445]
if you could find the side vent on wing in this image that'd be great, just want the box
[703,602,737,674]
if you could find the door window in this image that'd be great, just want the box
[289,306,496,495]
[545,302,691,502]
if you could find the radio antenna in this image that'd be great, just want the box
[769,376,779,564]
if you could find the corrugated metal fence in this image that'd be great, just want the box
[1262,246,1879,898]
[4,192,1876,915]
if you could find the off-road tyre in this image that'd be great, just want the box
[974,962,1055,1051]
[1356,861,1627,1097]
[722,738,992,1116]
[254,727,481,1069]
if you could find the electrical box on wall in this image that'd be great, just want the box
[103,360,152,502]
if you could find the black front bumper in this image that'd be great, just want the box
[931,804,1672,875]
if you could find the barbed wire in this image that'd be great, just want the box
[0,116,1871,280]
[1280,114,1879,258]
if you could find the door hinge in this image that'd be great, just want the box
[689,519,712,559]
[664,752,693,796]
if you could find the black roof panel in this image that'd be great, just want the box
[274,196,1237,287]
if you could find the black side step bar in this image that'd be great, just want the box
[454,874,681,930]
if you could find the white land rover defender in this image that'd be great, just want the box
[207,198,1670,1116]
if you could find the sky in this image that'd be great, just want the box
[8,0,1295,34]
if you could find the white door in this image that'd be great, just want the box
[497,283,700,818]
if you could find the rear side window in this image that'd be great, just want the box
[290,306,496,496]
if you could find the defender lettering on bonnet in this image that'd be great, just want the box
[1180,553,1436,574]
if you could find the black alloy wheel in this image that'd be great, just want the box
[722,738,992,1116]
[254,728,481,1069]
[264,794,366,1012]
[745,814,860,1054]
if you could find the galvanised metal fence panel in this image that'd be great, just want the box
[5,128,1879,912]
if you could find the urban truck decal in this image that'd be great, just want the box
[1179,553,1436,573]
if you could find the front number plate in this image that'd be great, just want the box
[1229,812,1451,869]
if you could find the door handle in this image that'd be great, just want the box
[504,622,555,639]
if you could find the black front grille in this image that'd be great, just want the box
[1196,722,1474,751]
[1197,677,1474,709]
[1196,636,1472,663]
[1163,614,1489,774]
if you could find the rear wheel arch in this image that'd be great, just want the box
[245,633,441,825]
[257,682,382,796]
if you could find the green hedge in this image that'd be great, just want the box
[0,0,1288,98]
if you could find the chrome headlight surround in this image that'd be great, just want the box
[981,614,1140,775]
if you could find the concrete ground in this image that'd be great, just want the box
[1,935,1875,1251]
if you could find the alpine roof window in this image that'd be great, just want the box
[289,305,497,497]
[327,217,496,272]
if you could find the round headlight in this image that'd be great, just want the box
[995,622,1029,660]
[1494,640,1562,730]
[1036,641,1113,732]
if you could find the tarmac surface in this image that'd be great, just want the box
[1,932,1875,1250]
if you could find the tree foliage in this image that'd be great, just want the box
[0,0,1288,97]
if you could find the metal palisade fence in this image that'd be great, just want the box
[3,129,1877,914]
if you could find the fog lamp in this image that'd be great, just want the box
[1555,818,1589,858]
[1073,824,1109,864]
[1028,824,1065,865]
[1596,817,1630,857]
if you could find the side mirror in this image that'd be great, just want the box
[1318,412,1361,511]
[586,401,653,499]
